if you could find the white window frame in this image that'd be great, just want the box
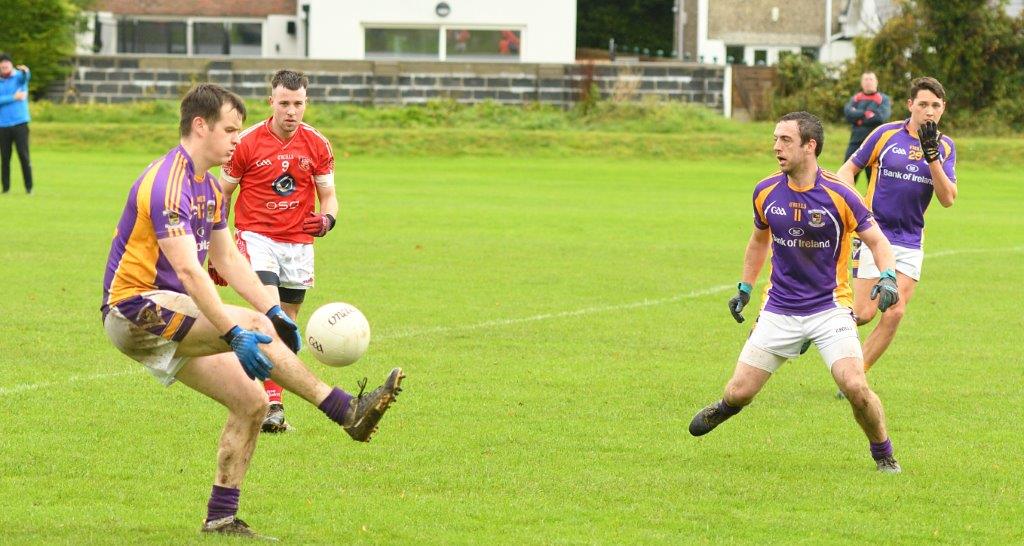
[361,24,525,62]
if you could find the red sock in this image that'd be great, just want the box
[264,379,283,404]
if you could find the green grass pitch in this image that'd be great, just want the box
[0,133,1022,543]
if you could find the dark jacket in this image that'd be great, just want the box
[844,91,891,144]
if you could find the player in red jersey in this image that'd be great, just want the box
[214,69,339,432]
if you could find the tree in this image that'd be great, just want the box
[0,0,84,97]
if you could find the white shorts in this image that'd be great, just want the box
[739,307,863,372]
[103,290,200,386]
[236,230,315,290]
[853,240,923,281]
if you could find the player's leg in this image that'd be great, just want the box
[814,309,900,472]
[689,312,796,436]
[861,272,917,371]
[178,304,403,442]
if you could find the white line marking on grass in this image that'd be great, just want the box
[381,284,734,340]
[3,245,1020,396]
[0,370,138,396]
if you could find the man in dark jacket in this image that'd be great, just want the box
[844,72,890,185]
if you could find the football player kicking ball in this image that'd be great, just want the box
[211,69,338,433]
[101,84,404,538]
[688,112,903,473]
[837,77,958,378]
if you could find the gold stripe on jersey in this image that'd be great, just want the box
[753,181,780,228]
[863,127,902,210]
[161,312,187,340]
[165,154,189,238]
[107,159,165,305]
[821,184,858,309]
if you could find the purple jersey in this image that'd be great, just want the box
[752,169,875,316]
[102,145,227,315]
[851,119,957,249]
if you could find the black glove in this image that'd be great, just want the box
[870,268,900,312]
[728,282,753,323]
[917,120,941,163]
[266,304,301,353]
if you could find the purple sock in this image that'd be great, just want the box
[206,485,240,523]
[318,387,354,426]
[870,438,893,460]
[718,399,742,416]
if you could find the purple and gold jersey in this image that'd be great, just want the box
[851,119,957,249]
[752,169,875,316]
[102,145,227,316]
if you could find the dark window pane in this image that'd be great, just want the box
[446,29,520,60]
[194,22,229,55]
[117,20,186,54]
[365,28,438,59]
[725,45,744,65]
[230,22,262,56]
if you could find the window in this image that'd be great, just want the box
[753,49,768,66]
[800,47,819,61]
[725,45,744,65]
[194,22,229,55]
[118,20,187,54]
[193,21,263,56]
[118,18,261,56]
[446,29,520,60]
[365,28,439,59]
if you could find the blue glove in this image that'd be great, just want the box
[266,305,301,353]
[729,282,753,323]
[221,326,274,381]
[870,268,900,312]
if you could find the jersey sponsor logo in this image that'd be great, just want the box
[272,173,296,196]
[906,164,919,173]
[277,154,294,160]
[196,239,210,252]
[299,156,313,171]
[769,205,787,216]
[255,159,272,168]
[266,200,301,210]
[808,210,827,228]
[771,233,832,249]
[788,227,805,237]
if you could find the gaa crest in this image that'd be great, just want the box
[299,156,313,171]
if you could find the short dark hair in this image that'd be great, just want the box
[271,69,309,91]
[778,111,824,157]
[909,76,946,101]
[179,83,246,137]
[0,53,12,64]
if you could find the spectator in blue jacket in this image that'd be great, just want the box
[0,53,32,194]
[844,72,891,185]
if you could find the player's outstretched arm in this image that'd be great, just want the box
[836,159,861,186]
[207,227,277,312]
[729,228,770,322]
[857,224,900,311]
[158,234,238,335]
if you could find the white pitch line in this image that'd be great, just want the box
[2,245,1020,396]
[379,284,733,340]
[0,370,139,396]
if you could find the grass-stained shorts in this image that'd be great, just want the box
[104,290,200,386]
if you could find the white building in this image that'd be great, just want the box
[79,0,576,64]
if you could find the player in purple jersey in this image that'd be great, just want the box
[689,112,904,473]
[837,77,958,375]
[100,84,405,539]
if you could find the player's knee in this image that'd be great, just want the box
[240,393,270,423]
[725,380,757,406]
[881,303,906,323]
[839,378,870,406]
[240,311,275,337]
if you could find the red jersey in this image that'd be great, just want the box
[222,118,335,244]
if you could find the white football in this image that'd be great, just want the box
[305,302,371,367]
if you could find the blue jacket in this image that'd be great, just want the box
[0,68,31,127]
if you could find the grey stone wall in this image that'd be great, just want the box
[47,55,725,111]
